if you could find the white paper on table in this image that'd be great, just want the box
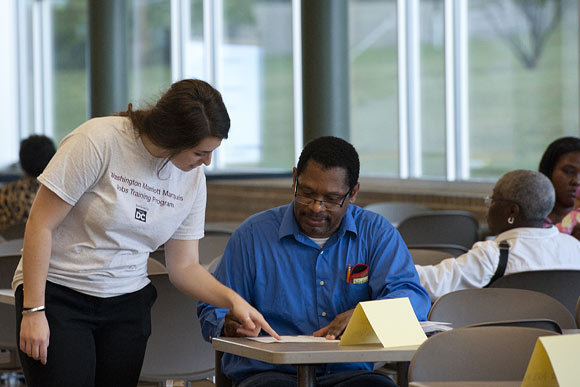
[420,321,453,333]
[247,335,340,343]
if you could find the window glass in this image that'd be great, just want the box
[420,0,445,177]
[127,0,172,107]
[468,0,579,178]
[349,0,399,176]
[52,0,88,142]
[217,0,295,170]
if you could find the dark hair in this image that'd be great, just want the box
[19,135,56,177]
[538,136,580,178]
[296,136,360,189]
[119,79,230,159]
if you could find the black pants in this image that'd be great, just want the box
[15,281,157,387]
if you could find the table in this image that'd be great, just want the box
[212,337,418,387]
[0,288,15,305]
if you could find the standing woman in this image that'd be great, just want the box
[538,136,580,230]
[12,79,278,387]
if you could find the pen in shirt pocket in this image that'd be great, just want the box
[346,263,369,284]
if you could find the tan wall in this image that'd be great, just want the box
[206,177,493,226]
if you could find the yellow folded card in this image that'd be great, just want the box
[522,333,580,387]
[339,298,427,347]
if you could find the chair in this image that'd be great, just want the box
[397,210,480,250]
[0,301,22,383]
[146,258,166,275]
[428,288,576,330]
[406,243,468,257]
[408,248,454,266]
[488,270,580,317]
[408,326,558,382]
[364,202,430,227]
[149,230,231,268]
[139,273,214,387]
[199,231,231,267]
[576,296,580,328]
[464,318,563,333]
[204,221,241,234]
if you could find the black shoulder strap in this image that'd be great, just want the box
[485,241,510,287]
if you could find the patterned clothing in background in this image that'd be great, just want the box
[0,176,40,232]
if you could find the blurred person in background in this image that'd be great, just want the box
[0,135,56,233]
[538,136,580,240]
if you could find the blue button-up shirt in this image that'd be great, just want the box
[197,203,430,382]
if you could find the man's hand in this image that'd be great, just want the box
[312,309,354,340]
[222,310,262,337]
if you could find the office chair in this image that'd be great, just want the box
[406,243,468,257]
[408,248,454,267]
[397,210,480,250]
[0,301,22,384]
[363,202,430,227]
[488,270,580,317]
[149,230,231,268]
[576,296,580,328]
[428,288,576,330]
[408,326,558,382]
[139,273,214,387]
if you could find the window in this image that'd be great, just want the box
[3,0,579,182]
[468,0,579,179]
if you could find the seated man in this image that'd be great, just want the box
[198,136,430,387]
[416,169,580,302]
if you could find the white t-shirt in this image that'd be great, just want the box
[12,116,206,297]
[416,226,580,302]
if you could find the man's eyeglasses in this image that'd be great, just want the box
[294,179,351,210]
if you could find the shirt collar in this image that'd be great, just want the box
[495,225,559,241]
[278,202,358,243]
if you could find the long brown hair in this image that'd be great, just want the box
[120,79,230,161]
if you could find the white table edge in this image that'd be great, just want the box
[212,337,418,364]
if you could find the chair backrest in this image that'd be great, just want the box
[140,273,214,384]
[146,258,166,275]
[397,210,480,250]
[204,222,241,234]
[576,296,580,329]
[428,288,576,330]
[407,243,468,257]
[0,302,21,371]
[364,202,430,227]
[148,230,231,268]
[408,248,453,266]
[0,254,21,289]
[488,270,580,318]
[464,318,562,333]
[408,326,558,382]
[199,231,231,266]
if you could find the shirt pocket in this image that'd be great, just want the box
[343,282,370,310]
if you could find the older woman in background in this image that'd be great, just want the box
[416,169,580,302]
